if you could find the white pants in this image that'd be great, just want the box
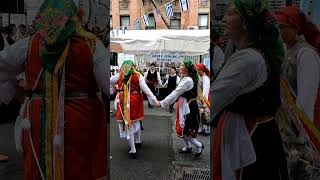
[118,121,141,138]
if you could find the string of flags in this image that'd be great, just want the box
[137,0,189,29]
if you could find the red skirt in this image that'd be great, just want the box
[23,98,107,180]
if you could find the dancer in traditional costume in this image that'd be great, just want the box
[144,63,162,108]
[156,59,204,158]
[195,64,210,136]
[211,1,288,179]
[275,6,320,128]
[110,60,157,159]
[0,0,108,179]
[274,7,320,179]
[162,66,180,113]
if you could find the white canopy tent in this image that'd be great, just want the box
[110,30,210,56]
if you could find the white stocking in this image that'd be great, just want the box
[189,138,202,153]
[205,125,211,133]
[182,136,192,151]
[134,128,141,143]
[127,134,136,153]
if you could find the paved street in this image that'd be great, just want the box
[0,101,210,180]
[110,101,210,180]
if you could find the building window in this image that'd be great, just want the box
[120,15,130,27]
[146,14,156,29]
[170,13,181,29]
[198,14,208,29]
[142,0,150,5]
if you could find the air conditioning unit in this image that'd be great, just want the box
[188,26,199,30]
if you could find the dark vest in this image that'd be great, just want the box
[168,75,177,90]
[147,70,158,82]
[226,75,281,116]
[181,79,198,100]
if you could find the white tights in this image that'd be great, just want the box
[182,135,202,153]
[127,128,142,153]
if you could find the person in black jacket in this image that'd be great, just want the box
[162,67,180,112]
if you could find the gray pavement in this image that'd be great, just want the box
[0,122,23,180]
[0,100,210,180]
[110,101,210,180]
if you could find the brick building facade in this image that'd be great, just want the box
[111,0,210,30]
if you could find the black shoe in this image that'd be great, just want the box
[135,143,142,149]
[194,145,204,158]
[198,129,205,135]
[202,132,211,136]
[148,104,153,108]
[129,152,136,159]
[169,109,173,113]
[179,147,192,153]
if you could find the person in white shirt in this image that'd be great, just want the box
[211,1,288,179]
[195,64,210,136]
[155,59,204,158]
[144,63,162,108]
[162,67,180,112]
[275,6,320,127]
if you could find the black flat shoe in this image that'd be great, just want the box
[128,152,136,159]
[194,145,204,158]
[198,129,205,135]
[179,147,192,153]
[202,132,211,136]
[135,143,142,149]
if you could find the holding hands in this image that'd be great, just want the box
[155,99,161,107]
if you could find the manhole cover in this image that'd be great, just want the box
[173,164,210,180]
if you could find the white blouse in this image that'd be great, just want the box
[110,73,157,105]
[160,76,193,107]
[163,74,180,87]
[200,74,210,100]
[295,47,320,121]
[210,48,268,180]
[0,37,109,104]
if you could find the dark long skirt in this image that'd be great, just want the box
[183,100,200,138]
[241,119,289,180]
[213,117,289,180]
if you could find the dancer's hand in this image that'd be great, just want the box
[155,100,161,107]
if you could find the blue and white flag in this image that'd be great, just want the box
[179,0,189,12]
[143,14,150,26]
[135,19,141,29]
[165,2,174,18]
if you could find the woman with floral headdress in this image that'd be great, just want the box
[210,0,288,179]
[156,59,204,158]
[0,0,108,179]
[110,60,157,159]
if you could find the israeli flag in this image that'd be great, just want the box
[179,0,189,12]
[165,2,174,18]
[143,14,150,26]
